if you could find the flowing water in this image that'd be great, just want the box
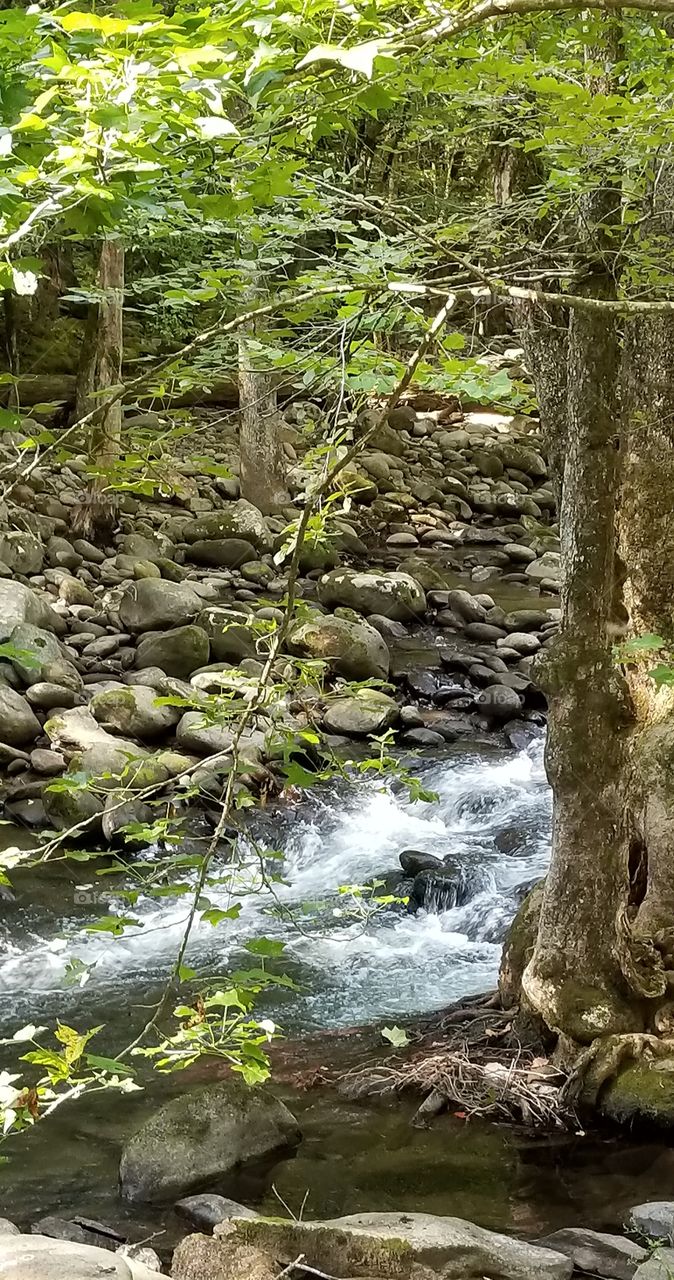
[0,737,550,1038]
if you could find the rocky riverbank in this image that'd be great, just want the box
[0,383,559,842]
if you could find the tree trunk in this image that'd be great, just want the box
[517,302,568,506]
[522,299,639,1042]
[238,270,289,515]
[3,289,19,410]
[73,238,124,542]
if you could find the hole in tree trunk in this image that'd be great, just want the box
[628,834,648,909]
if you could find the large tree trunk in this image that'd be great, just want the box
[238,268,289,515]
[522,298,638,1042]
[73,238,124,542]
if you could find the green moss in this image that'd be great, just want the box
[601,1059,674,1127]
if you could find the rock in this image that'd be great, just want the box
[31,1215,121,1251]
[318,569,426,622]
[0,581,65,640]
[118,1244,161,1273]
[323,690,398,737]
[367,614,408,640]
[172,1237,277,1280]
[26,682,79,711]
[476,685,522,720]
[403,727,446,746]
[601,1060,674,1126]
[187,539,258,568]
[228,1211,573,1280]
[90,686,181,741]
[44,709,151,789]
[102,793,154,844]
[445,589,487,623]
[175,1195,259,1231]
[526,552,561,583]
[42,779,105,831]
[119,1080,301,1203]
[494,442,547,477]
[628,1203,674,1242]
[498,632,540,656]
[289,614,389,681]
[635,1251,674,1280]
[136,626,210,678]
[0,1219,19,1235]
[0,530,44,574]
[30,747,66,776]
[503,609,551,631]
[119,580,203,633]
[0,1234,158,1278]
[504,542,537,564]
[0,686,41,746]
[197,607,257,663]
[8,623,65,684]
[182,502,272,552]
[538,1229,646,1280]
[399,849,444,876]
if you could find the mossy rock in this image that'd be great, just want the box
[601,1058,674,1127]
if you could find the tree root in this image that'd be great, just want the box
[561,1032,674,1106]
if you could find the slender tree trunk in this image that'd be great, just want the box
[3,289,19,409]
[517,303,568,506]
[73,237,124,541]
[238,265,289,515]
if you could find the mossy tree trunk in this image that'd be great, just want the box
[238,261,289,515]
[73,237,124,541]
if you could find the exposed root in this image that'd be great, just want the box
[561,1032,674,1106]
[336,1043,574,1128]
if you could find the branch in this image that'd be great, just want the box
[406,0,674,46]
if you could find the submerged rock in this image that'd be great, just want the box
[119,1080,301,1203]
[226,1210,573,1280]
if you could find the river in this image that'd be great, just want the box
[1,734,672,1249]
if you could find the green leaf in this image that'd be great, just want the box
[244,938,286,958]
[381,1025,410,1047]
[201,905,241,926]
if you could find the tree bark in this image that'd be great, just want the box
[73,238,124,541]
[238,268,289,515]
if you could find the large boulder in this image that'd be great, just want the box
[119,580,203,633]
[44,708,152,789]
[90,686,181,741]
[175,713,263,765]
[525,552,561,584]
[0,581,65,640]
[226,1211,572,1280]
[493,441,547,477]
[318,569,426,622]
[182,502,272,552]
[119,1081,301,1203]
[323,690,398,737]
[136,626,210,678]
[289,614,389,681]
[0,1234,158,1279]
[0,685,41,746]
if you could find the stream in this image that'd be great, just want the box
[1,733,672,1246]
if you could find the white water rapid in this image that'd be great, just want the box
[0,738,551,1035]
